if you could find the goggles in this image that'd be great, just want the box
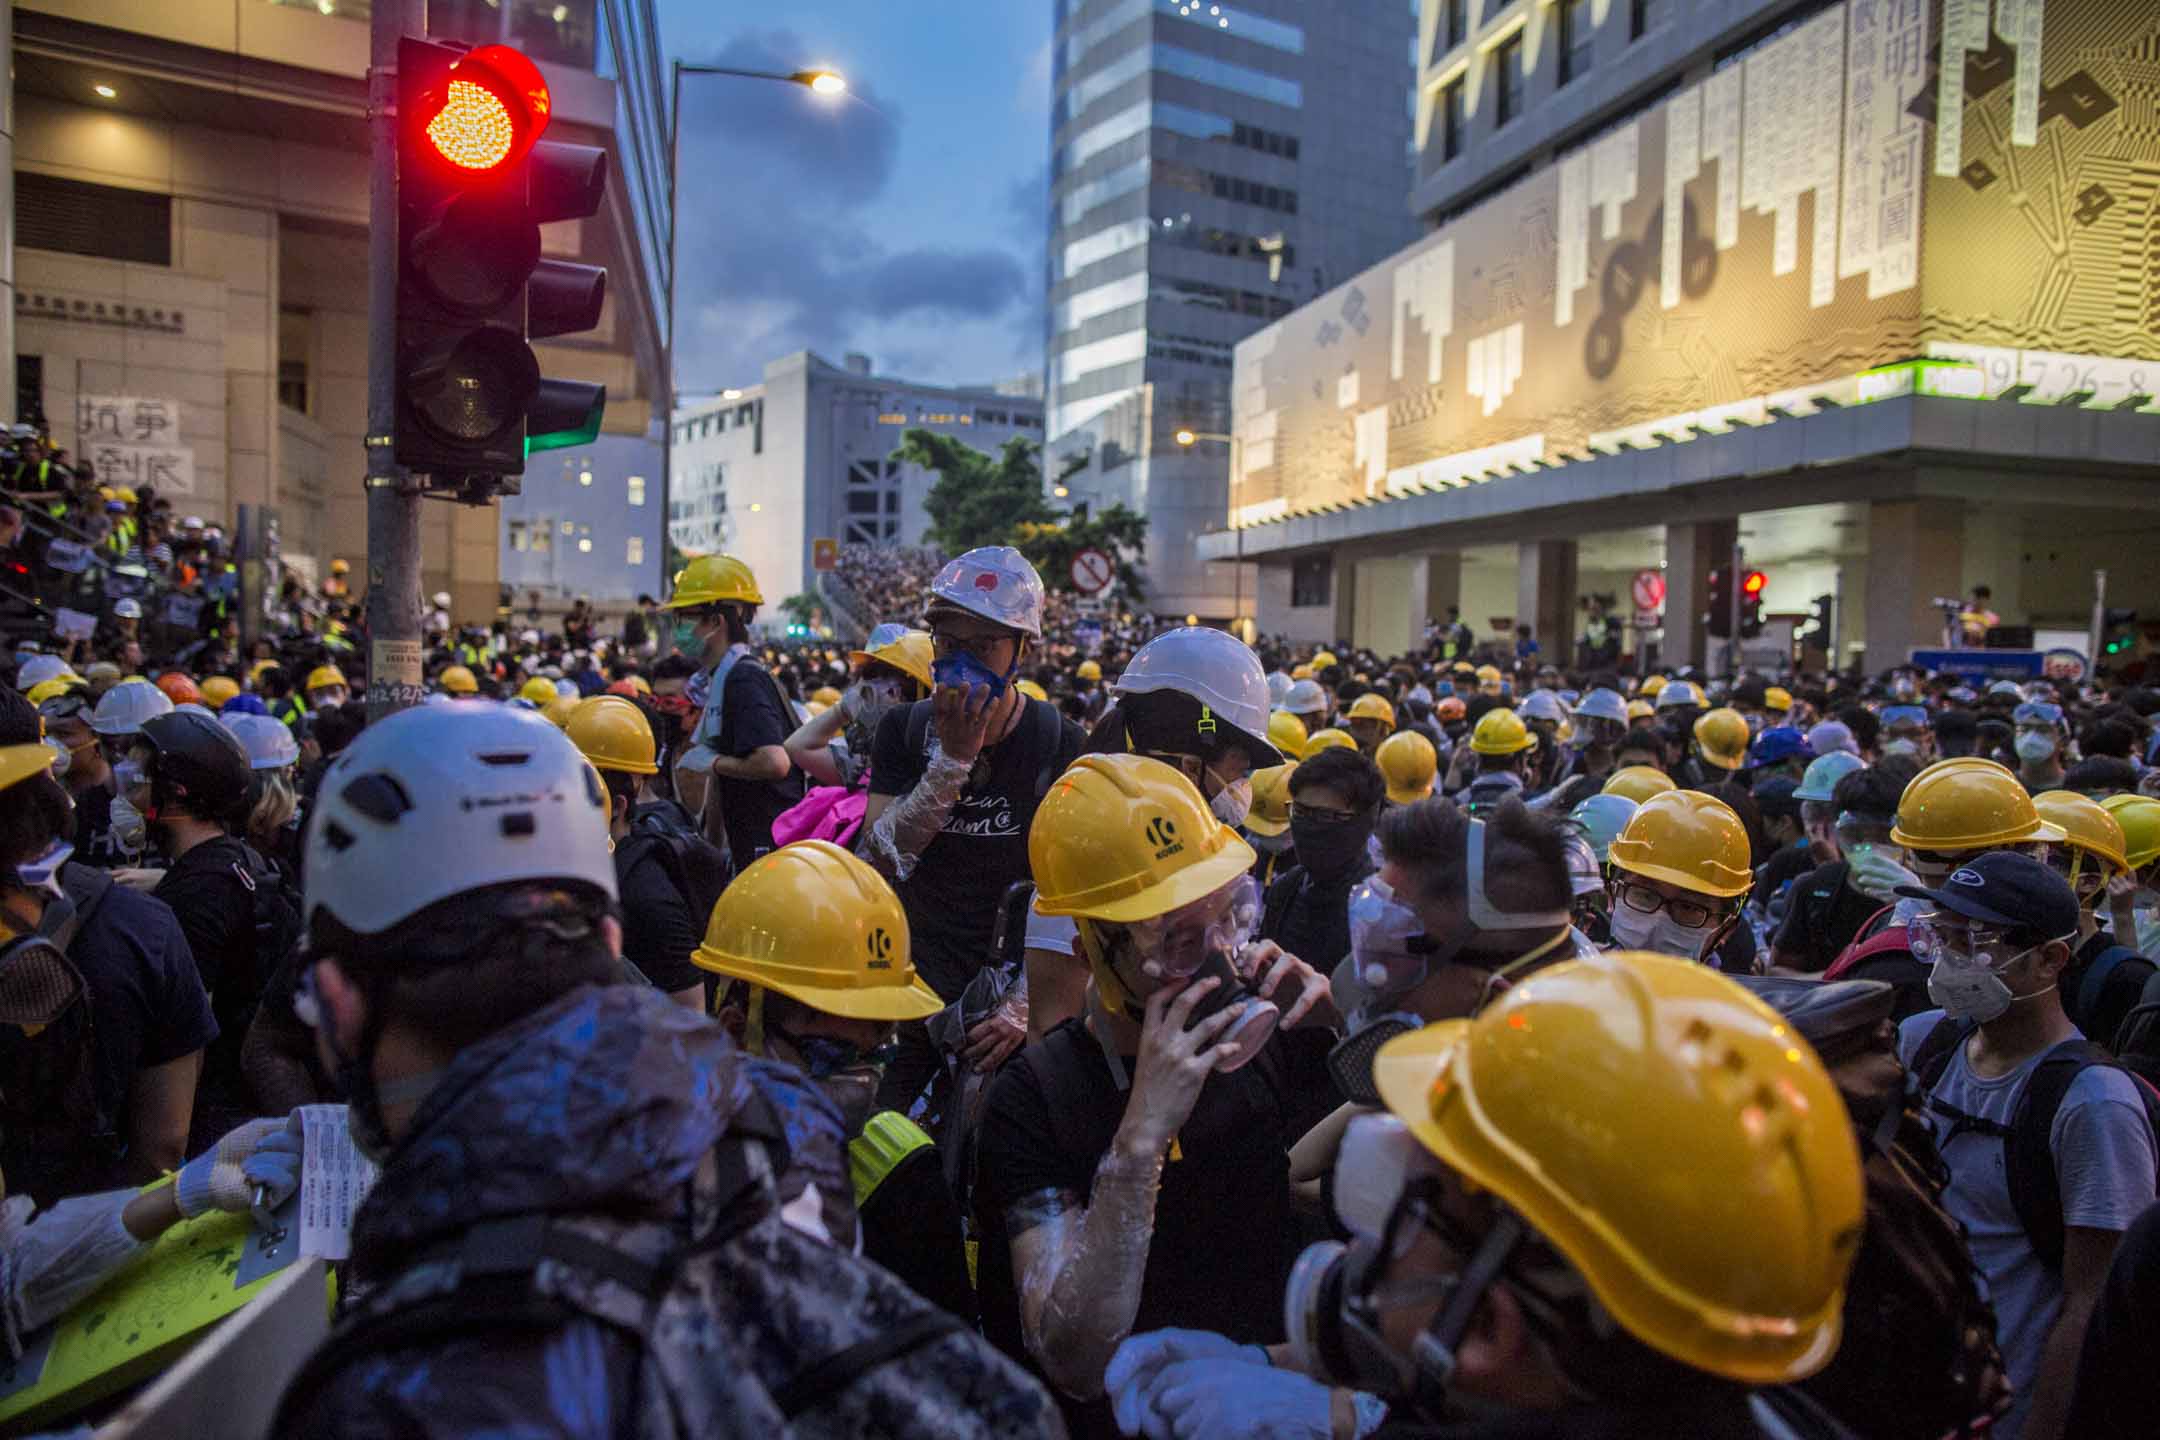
[2012,702,2063,727]
[37,695,91,723]
[1121,873,1261,981]
[1880,705,1928,729]
[766,1022,899,1079]
[1908,912,2047,971]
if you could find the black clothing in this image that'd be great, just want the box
[710,656,804,868]
[70,781,131,869]
[1372,1391,1797,1439]
[975,1015,1336,1438]
[1773,862,1881,972]
[1755,839,1818,911]
[1261,853,1375,976]
[613,842,706,996]
[2064,930,2154,1054]
[2068,1198,2160,1440]
[860,1140,979,1328]
[154,834,263,1141]
[870,698,1085,1002]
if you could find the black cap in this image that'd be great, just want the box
[1751,774,1801,821]
[1894,849,2078,939]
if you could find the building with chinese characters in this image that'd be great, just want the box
[10,0,669,620]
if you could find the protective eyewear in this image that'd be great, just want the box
[36,695,90,723]
[1612,881,1720,930]
[1123,873,1261,980]
[1908,912,2025,970]
[1880,705,1928,729]
[2013,702,2063,727]
[766,1023,899,1080]
[1290,800,1363,824]
[929,624,1012,662]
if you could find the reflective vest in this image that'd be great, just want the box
[846,1110,934,1210]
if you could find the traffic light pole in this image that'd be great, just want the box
[365,0,424,720]
[1728,541,1744,678]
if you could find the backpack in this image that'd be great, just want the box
[2068,942,2156,1058]
[0,869,119,1206]
[623,799,730,924]
[1908,1018,2160,1272]
[2110,969,2160,1091]
[772,784,871,850]
[270,1091,1055,1439]
[1821,907,1933,1021]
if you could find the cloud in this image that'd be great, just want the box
[673,26,1038,390]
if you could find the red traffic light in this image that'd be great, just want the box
[418,44,551,175]
[1742,570,1767,596]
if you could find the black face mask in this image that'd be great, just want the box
[1290,811,1375,881]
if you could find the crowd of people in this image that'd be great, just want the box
[4,519,2160,1440]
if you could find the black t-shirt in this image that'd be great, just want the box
[859,1137,977,1327]
[154,835,263,1094]
[1262,857,1373,977]
[2065,930,2154,1052]
[974,1016,1333,1437]
[1754,839,1817,911]
[65,872,218,1165]
[2067,1197,2160,1440]
[70,781,134,869]
[870,699,1085,1002]
[710,658,804,867]
[614,843,706,996]
[1772,861,1881,972]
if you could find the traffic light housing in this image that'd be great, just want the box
[1741,569,1767,638]
[1706,567,1733,637]
[1802,593,1834,642]
[2104,607,2139,657]
[396,38,609,497]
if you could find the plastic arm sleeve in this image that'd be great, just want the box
[863,752,973,881]
[0,1191,145,1359]
[1012,1143,1168,1399]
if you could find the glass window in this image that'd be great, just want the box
[1560,0,1594,85]
[1292,556,1332,608]
[1059,102,1153,175]
[1443,0,1467,50]
[508,521,529,553]
[1061,218,1152,281]
[1155,102,1235,143]
[1060,159,1150,226]
[1052,272,1150,336]
[1160,1,1304,54]
[1631,0,1665,40]
[1442,76,1466,160]
[1066,41,1150,117]
[627,475,646,506]
[1494,33,1524,127]
[1155,45,1302,108]
[626,536,644,566]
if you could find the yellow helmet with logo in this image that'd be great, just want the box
[438,664,479,695]
[1268,709,1309,760]
[1469,707,1537,756]
[519,677,560,706]
[1604,765,1677,805]
[1015,679,1048,702]
[200,676,240,709]
[665,554,764,609]
[810,686,844,708]
[1608,790,1754,897]
[565,695,658,775]
[850,629,935,692]
[1245,762,1293,838]
[541,694,583,729]
[1640,674,1668,698]
[1763,686,1794,713]
[1890,758,2065,852]
[693,840,940,1022]
[1032,754,1255,924]
[2100,794,2160,871]
[1077,659,1103,683]
[1694,707,1751,771]
[1312,650,1340,671]
[2033,790,2128,878]
[1376,730,1438,805]
[1372,951,1863,1385]
[1347,693,1396,731]
[1302,727,1357,755]
[305,664,349,693]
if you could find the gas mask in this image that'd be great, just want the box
[106,789,148,853]
[842,676,906,755]
[1911,915,2061,1026]
[1209,775,1254,828]
[293,963,444,1166]
[1086,874,1276,1076]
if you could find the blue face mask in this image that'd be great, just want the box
[932,650,1010,698]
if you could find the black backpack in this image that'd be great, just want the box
[271,1092,1057,1439]
[2068,942,2156,1059]
[623,798,730,923]
[0,870,119,1206]
[1909,1018,2160,1272]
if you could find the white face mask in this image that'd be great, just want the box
[106,792,147,852]
[1608,904,1715,962]
[2015,732,2057,764]
[1926,960,2016,1025]
[1210,776,1253,827]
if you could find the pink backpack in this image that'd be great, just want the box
[772,784,868,849]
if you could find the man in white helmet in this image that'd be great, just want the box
[863,546,1086,1111]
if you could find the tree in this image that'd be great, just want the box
[1013,503,1150,602]
[777,591,825,633]
[900,429,1055,553]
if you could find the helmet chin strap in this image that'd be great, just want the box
[1464,819,1573,931]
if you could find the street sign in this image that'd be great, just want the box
[1070,547,1115,595]
[1908,647,2046,680]
[811,537,838,572]
[2043,647,2089,683]
[1631,568,1666,612]
[1074,618,1104,655]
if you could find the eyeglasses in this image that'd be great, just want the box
[930,626,1011,660]
[1289,801,1362,824]
[1612,881,1720,929]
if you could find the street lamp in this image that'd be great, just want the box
[1175,428,1229,446]
[659,61,848,592]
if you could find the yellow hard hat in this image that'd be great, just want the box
[0,744,59,794]
[1290,664,1314,681]
[693,841,940,1022]
[1764,686,1794,713]
[1302,727,1357,755]
[438,665,479,695]
[542,694,583,728]
[1627,699,1655,721]
[1245,763,1293,838]
[25,677,76,707]
[1640,674,1669,698]
[1268,709,1309,760]
[1015,679,1048,702]
[1608,790,1754,897]
[198,676,239,709]
[305,664,348,693]
[249,659,279,682]
[1469,707,1537,756]
[1693,707,1751,771]
[1077,659,1103,683]
[1890,759,2065,852]
[2033,791,2128,877]
[1347,693,1396,731]
[1376,730,1438,805]
[519,677,560,706]
[330,558,351,575]
[810,686,844,708]
[1474,664,1502,684]
[850,629,935,692]
[1030,753,1256,925]
[1372,952,1863,1385]
[2101,794,2160,871]
[804,701,830,718]
[665,554,764,609]
[1604,765,1678,805]
[1313,650,1340,671]
[566,695,657,775]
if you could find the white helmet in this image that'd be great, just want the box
[1517,689,1570,726]
[927,546,1045,639]
[222,712,301,771]
[114,598,144,621]
[16,655,70,690]
[432,591,452,609]
[1266,671,1292,708]
[304,703,616,939]
[1656,679,1706,710]
[1573,687,1629,725]
[1113,627,1279,762]
[554,679,580,699]
[91,679,175,737]
[1284,678,1328,718]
